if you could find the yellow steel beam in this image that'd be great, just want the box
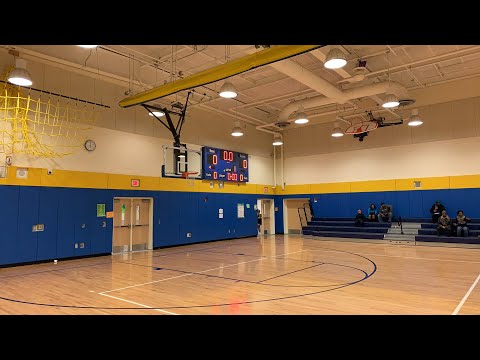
[119,45,323,108]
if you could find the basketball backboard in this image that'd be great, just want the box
[162,144,202,179]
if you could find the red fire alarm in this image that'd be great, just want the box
[131,179,140,187]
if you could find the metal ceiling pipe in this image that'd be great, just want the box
[276,81,409,121]
[119,45,323,108]
[268,58,345,100]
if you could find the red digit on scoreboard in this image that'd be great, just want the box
[240,174,244,181]
[232,173,237,181]
[213,172,217,179]
[213,154,218,165]
[243,159,247,168]
[229,151,233,161]
[223,151,228,161]
[227,173,232,181]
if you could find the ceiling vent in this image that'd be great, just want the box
[171,101,184,109]
[398,98,416,107]
[274,121,291,128]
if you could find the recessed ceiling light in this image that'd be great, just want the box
[148,111,165,117]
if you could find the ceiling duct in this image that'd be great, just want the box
[119,45,323,108]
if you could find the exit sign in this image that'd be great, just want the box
[131,179,140,187]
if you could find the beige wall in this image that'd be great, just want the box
[283,96,480,159]
[280,95,480,185]
[8,125,274,185]
[0,49,276,184]
[284,136,480,184]
[0,50,274,159]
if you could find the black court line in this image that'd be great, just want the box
[119,259,367,288]
[0,238,255,280]
[196,250,266,258]
[0,244,377,310]
[257,263,324,283]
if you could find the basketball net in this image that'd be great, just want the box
[181,171,198,187]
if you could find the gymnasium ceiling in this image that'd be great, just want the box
[1,45,480,132]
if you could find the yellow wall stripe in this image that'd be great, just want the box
[0,166,275,195]
[2,166,480,195]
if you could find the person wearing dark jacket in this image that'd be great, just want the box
[453,210,471,237]
[355,209,367,227]
[437,210,451,236]
[378,203,393,223]
[430,200,446,224]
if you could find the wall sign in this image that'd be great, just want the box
[97,204,106,217]
[237,203,245,218]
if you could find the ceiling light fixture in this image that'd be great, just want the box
[324,48,347,69]
[231,121,243,137]
[408,109,423,127]
[77,45,98,48]
[331,127,344,137]
[219,81,237,99]
[272,134,283,146]
[148,111,165,117]
[294,109,309,124]
[8,58,33,87]
[382,93,400,108]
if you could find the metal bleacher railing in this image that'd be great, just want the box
[298,202,313,231]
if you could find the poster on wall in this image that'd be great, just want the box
[237,203,245,218]
[97,204,106,217]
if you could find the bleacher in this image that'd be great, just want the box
[302,217,480,245]
[302,217,391,241]
[415,218,480,244]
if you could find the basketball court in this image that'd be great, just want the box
[0,235,478,315]
[1,45,480,315]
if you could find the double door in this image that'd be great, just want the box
[112,198,153,254]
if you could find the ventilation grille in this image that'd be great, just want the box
[275,121,291,128]
[399,99,416,107]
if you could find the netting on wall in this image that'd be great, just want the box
[0,83,100,158]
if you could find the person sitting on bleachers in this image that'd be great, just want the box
[436,210,452,236]
[430,200,445,224]
[378,203,393,223]
[453,210,471,237]
[367,203,377,222]
[355,209,367,227]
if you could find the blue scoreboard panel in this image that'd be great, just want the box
[202,146,249,182]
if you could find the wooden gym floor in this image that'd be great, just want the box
[0,235,479,315]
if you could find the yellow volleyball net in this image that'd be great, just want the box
[0,81,101,159]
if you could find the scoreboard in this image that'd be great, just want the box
[202,146,249,182]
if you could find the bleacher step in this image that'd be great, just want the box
[384,234,417,241]
[387,228,418,235]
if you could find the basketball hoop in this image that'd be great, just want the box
[344,121,378,135]
[181,171,199,187]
